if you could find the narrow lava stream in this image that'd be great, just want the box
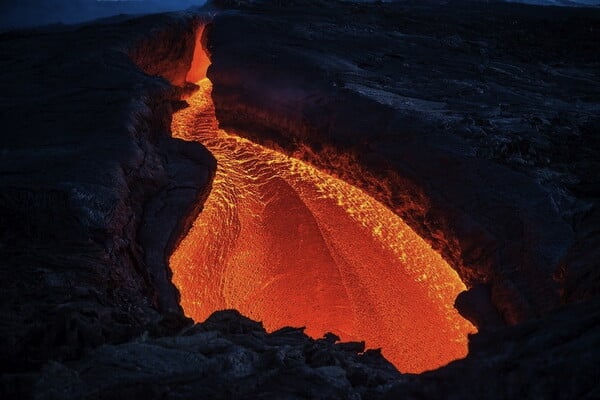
[169,41,475,373]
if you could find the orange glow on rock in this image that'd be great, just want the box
[170,47,475,373]
[185,26,210,84]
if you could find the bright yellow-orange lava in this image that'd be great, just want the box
[170,57,475,374]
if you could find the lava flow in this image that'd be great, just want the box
[169,39,475,373]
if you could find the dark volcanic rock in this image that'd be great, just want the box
[28,310,401,400]
[0,12,214,373]
[387,297,600,399]
[206,0,600,324]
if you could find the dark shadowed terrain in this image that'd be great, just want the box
[1,0,599,398]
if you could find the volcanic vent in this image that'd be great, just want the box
[169,29,476,373]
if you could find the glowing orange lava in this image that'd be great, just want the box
[185,26,210,83]
[169,42,475,373]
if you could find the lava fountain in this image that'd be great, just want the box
[169,34,476,373]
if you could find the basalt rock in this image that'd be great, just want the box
[206,0,600,325]
[27,310,401,400]
[0,12,215,373]
[387,297,600,399]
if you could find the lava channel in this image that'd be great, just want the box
[169,40,475,373]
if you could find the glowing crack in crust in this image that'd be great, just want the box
[170,69,475,373]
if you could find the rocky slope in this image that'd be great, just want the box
[1,0,599,398]
[0,12,214,374]
[207,0,600,326]
[25,301,600,400]
[30,310,402,400]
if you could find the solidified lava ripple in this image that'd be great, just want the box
[169,75,476,373]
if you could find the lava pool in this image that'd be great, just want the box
[169,60,475,373]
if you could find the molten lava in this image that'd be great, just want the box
[170,41,475,373]
[185,26,210,83]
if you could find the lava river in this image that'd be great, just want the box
[169,78,476,373]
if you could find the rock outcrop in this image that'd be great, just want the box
[29,310,401,400]
[387,297,600,399]
[206,0,600,326]
[0,12,214,374]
